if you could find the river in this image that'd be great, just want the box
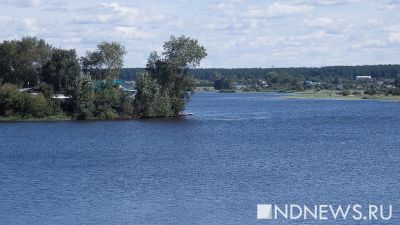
[0,92,399,224]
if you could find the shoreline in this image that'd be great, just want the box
[2,91,398,122]
[0,114,192,122]
[196,88,400,101]
[287,90,400,101]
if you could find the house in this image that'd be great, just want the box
[113,80,137,97]
[356,76,372,81]
[304,81,321,86]
[18,88,39,96]
[51,94,71,100]
[93,80,137,97]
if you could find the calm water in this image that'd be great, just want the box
[0,92,399,225]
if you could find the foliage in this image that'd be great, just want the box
[341,90,351,96]
[364,87,377,95]
[138,35,207,116]
[134,73,171,118]
[93,81,121,119]
[395,75,400,88]
[0,37,53,86]
[81,42,126,80]
[39,83,54,98]
[73,73,95,120]
[214,77,233,90]
[42,49,81,94]
[0,83,60,118]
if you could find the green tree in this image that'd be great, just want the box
[39,83,54,98]
[0,83,20,116]
[93,81,121,119]
[42,49,81,94]
[394,74,400,88]
[0,37,52,87]
[0,83,60,118]
[134,73,171,118]
[73,74,95,120]
[214,77,233,90]
[81,42,126,80]
[141,35,207,116]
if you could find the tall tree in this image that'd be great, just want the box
[143,35,207,115]
[42,49,81,94]
[81,41,126,80]
[72,73,95,120]
[0,37,52,86]
[395,74,400,88]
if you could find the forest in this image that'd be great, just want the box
[120,65,400,94]
[121,65,400,82]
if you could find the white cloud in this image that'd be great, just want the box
[0,16,13,26]
[210,0,242,16]
[351,39,388,49]
[72,14,115,24]
[113,26,151,39]
[304,17,335,28]
[243,3,313,18]
[366,18,383,28]
[1,0,42,8]
[294,0,363,6]
[389,33,400,43]
[384,24,400,43]
[100,2,141,19]
[378,0,400,10]
[21,18,40,35]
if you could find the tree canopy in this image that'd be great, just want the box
[42,49,81,94]
[81,41,126,80]
[135,35,207,117]
[0,37,52,87]
[0,35,207,120]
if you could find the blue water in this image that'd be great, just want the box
[0,92,399,224]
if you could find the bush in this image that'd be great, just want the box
[342,90,351,96]
[93,81,121,118]
[364,88,377,95]
[39,83,54,98]
[118,93,135,119]
[72,73,95,120]
[0,83,19,116]
[134,74,172,118]
[0,83,60,118]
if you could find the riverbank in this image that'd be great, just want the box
[196,87,400,101]
[288,90,400,101]
[0,114,72,122]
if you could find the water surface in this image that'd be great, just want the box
[0,93,399,224]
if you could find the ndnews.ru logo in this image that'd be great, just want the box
[257,204,393,221]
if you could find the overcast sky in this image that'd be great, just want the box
[0,0,399,68]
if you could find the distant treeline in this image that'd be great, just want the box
[120,65,400,81]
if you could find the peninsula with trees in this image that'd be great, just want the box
[0,35,207,120]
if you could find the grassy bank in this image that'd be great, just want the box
[0,113,72,122]
[288,90,400,101]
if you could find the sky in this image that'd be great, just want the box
[0,0,399,68]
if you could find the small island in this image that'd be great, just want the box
[0,35,207,121]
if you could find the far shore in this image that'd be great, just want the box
[195,87,400,101]
[286,90,400,101]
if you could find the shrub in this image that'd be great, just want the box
[342,90,351,96]
[0,83,60,118]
